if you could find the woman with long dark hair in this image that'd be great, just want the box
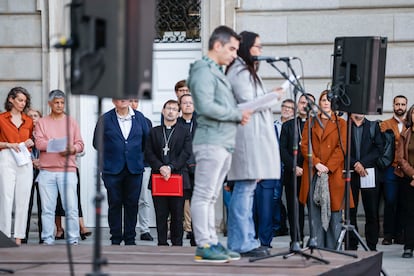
[0,87,34,245]
[226,31,283,256]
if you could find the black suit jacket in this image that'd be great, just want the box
[145,123,192,189]
[280,117,306,172]
[350,119,383,169]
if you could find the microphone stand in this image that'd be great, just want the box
[87,97,108,276]
[251,60,328,264]
[251,59,357,264]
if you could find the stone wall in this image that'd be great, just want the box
[0,0,43,110]
[231,0,414,117]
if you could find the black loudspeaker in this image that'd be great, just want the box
[70,0,155,99]
[330,36,387,115]
[0,231,18,248]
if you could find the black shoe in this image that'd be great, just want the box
[382,237,392,245]
[55,230,65,240]
[80,231,92,240]
[125,241,136,246]
[21,238,28,244]
[186,232,194,240]
[140,232,154,241]
[402,249,413,258]
[111,238,122,245]
[240,247,270,258]
[394,234,404,245]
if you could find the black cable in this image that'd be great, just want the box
[62,46,76,276]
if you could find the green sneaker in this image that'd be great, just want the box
[194,244,229,263]
[214,242,241,261]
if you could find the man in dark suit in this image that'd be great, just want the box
[348,113,383,251]
[93,98,150,245]
[279,93,314,246]
[145,100,192,246]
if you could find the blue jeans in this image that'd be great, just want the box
[227,180,260,253]
[383,166,402,239]
[38,170,79,244]
[272,179,283,232]
[254,179,277,247]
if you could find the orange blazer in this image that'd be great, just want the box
[299,114,353,211]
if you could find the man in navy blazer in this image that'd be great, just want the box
[93,98,150,245]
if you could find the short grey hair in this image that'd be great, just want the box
[48,89,65,101]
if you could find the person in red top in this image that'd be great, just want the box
[0,87,34,245]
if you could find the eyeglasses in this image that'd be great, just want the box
[281,105,294,110]
[164,107,179,112]
[252,45,263,50]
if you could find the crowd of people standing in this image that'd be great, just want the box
[1,24,413,264]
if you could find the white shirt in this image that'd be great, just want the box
[116,106,135,139]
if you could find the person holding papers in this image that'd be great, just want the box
[348,113,383,251]
[225,31,283,256]
[34,90,84,245]
[0,87,34,245]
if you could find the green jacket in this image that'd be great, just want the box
[187,57,242,152]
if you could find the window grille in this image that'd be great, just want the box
[155,0,201,43]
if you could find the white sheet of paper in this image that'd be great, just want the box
[237,93,279,111]
[47,137,67,153]
[10,142,32,166]
[360,168,376,188]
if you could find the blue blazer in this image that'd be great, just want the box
[93,108,150,175]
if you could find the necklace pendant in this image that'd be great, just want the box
[163,145,169,156]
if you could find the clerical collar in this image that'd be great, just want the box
[164,123,176,130]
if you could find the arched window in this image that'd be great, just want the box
[155,0,201,43]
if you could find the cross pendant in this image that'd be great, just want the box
[163,145,169,156]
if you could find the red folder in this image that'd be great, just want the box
[151,174,183,196]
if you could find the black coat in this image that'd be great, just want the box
[280,117,306,172]
[145,123,192,189]
[350,119,383,169]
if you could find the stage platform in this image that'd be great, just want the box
[0,244,382,275]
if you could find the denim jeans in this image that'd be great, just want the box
[227,180,260,253]
[191,144,232,246]
[38,170,79,244]
[138,167,152,233]
[383,166,402,239]
[272,179,283,232]
[254,179,277,247]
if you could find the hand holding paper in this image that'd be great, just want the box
[47,137,67,153]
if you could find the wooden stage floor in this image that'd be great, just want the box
[0,244,382,275]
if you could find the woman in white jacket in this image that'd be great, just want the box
[226,31,283,256]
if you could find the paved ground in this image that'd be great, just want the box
[23,227,413,275]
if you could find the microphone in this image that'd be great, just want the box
[252,56,297,62]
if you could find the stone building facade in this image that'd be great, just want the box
[1,0,413,227]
